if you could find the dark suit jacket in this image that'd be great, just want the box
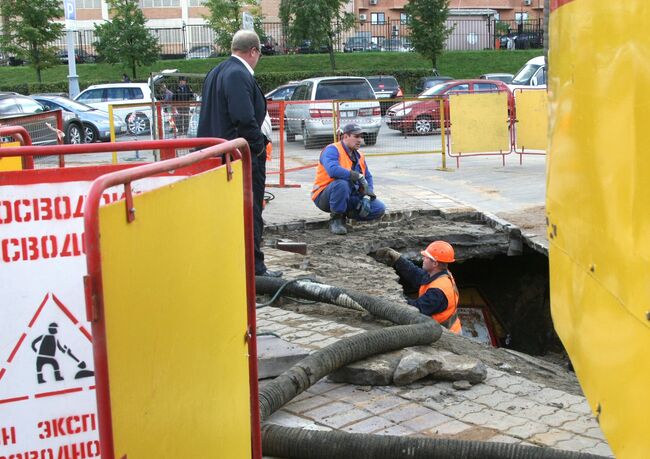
[197,56,267,156]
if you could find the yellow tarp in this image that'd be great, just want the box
[548,1,650,457]
[98,162,252,458]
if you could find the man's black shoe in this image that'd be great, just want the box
[258,269,283,278]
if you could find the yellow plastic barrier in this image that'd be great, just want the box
[514,89,547,160]
[547,1,650,457]
[449,92,512,166]
[0,142,23,171]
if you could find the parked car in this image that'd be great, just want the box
[261,36,281,55]
[33,94,127,143]
[479,73,514,84]
[284,76,381,148]
[74,83,159,135]
[265,81,301,128]
[499,31,543,50]
[294,40,329,54]
[186,45,216,60]
[344,37,373,53]
[0,92,84,144]
[380,38,412,52]
[365,75,403,115]
[386,79,513,135]
[56,49,96,64]
[508,56,546,90]
[414,76,454,94]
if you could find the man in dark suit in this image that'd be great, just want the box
[197,29,282,277]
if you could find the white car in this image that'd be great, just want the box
[74,83,159,136]
[508,56,546,91]
[284,76,382,149]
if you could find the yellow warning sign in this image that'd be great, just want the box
[514,90,547,152]
[98,161,252,458]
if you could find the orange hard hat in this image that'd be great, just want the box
[421,240,455,263]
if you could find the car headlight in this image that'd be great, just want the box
[393,108,411,116]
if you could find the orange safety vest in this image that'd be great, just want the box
[311,142,367,201]
[418,272,462,334]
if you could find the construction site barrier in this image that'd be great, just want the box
[447,91,514,167]
[0,111,65,167]
[0,138,228,458]
[0,126,33,171]
[83,138,260,458]
[513,88,548,163]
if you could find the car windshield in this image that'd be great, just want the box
[47,97,95,112]
[315,80,375,100]
[366,77,399,91]
[419,82,455,98]
[511,64,542,85]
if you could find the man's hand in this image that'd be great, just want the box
[375,247,401,266]
[358,175,369,193]
[366,189,376,200]
[349,171,361,182]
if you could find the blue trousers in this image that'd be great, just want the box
[314,179,385,221]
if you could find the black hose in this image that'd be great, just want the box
[262,424,604,459]
[255,277,605,459]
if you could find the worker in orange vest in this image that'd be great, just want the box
[376,241,462,334]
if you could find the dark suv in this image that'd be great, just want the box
[0,93,84,144]
[365,75,403,115]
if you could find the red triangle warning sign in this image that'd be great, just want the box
[0,293,95,404]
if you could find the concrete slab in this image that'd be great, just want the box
[256,334,310,379]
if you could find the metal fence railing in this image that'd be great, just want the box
[32,17,543,62]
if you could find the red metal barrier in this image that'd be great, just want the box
[0,137,226,169]
[82,138,261,459]
[0,125,34,169]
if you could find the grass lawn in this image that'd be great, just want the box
[0,50,541,89]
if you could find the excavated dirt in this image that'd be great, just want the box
[263,212,581,395]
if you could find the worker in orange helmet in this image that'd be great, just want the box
[376,241,462,334]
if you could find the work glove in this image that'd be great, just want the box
[357,195,372,218]
[358,175,369,194]
[349,170,361,182]
[375,247,401,266]
[366,188,376,200]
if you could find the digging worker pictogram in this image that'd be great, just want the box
[376,241,462,334]
[31,322,94,384]
[311,123,386,235]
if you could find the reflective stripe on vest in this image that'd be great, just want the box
[311,142,367,201]
[418,272,461,333]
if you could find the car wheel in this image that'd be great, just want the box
[414,116,435,135]
[65,123,83,144]
[127,113,150,136]
[83,124,98,143]
[363,133,377,146]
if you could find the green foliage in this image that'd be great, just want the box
[0,0,65,82]
[404,0,454,68]
[94,0,161,79]
[0,50,542,94]
[203,0,264,53]
[279,0,355,70]
[495,21,511,35]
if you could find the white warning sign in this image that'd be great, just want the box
[0,171,186,456]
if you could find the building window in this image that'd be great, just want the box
[371,12,385,25]
[139,0,180,8]
[75,0,101,8]
[188,0,205,6]
[400,12,410,25]
[515,12,529,23]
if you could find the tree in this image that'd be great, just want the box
[404,0,454,69]
[279,0,355,70]
[203,0,265,54]
[0,0,64,82]
[94,0,160,79]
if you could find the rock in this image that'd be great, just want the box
[453,380,472,390]
[393,351,443,386]
[257,335,310,379]
[432,353,487,384]
[328,350,403,386]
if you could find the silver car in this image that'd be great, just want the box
[284,77,381,149]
